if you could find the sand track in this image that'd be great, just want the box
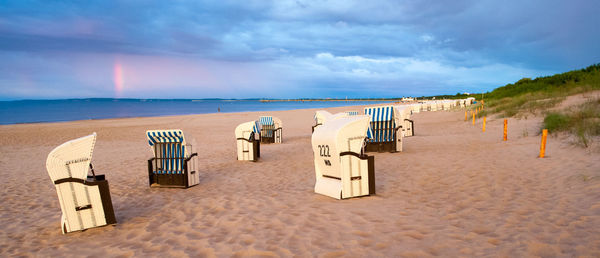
[1,105,598,257]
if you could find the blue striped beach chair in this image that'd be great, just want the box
[345,111,359,116]
[235,121,261,161]
[364,105,403,152]
[146,129,199,188]
[259,116,283,143]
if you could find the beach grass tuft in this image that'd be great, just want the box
[542,98,600,147]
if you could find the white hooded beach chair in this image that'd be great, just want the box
[466,97,475,106]
[146,130,199,188]
[364,105,403,152]
[312,110,333,132]
[410,103,421,114]
[236,121,261,161]
[46,133,116,234]
[259,116,282,144]
[312,115,375,199]
[312,110,353,132]
[395,105,414,137]
[442,100,453,110]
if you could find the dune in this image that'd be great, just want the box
[0,104,598,257]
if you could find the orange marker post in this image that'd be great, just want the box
[503,119,508,141]
[465,111,468,121]
[482,117,486,132]
[539,129,548,158]
[472,112,475,125]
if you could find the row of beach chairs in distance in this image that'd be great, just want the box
[310,98,475,199]
[46,99,475,233]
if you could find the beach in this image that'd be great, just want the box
[1,105,599,257]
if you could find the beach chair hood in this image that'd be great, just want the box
[146,129,186,150]
[46,133,96,183]
[314,110,333,125]
[235,121,260,140]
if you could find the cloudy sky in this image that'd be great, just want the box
[0,0,598,100]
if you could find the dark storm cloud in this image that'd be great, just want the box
[0,0,598,99]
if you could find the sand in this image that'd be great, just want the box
[1,104,599,257]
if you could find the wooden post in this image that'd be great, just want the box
[465,111,467,121]
[472,111,475,125]
[539,129,548,158]
[503,119,507,141]
[482,117,486,132]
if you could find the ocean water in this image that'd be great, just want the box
[0,99,393,125]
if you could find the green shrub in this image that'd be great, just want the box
[544,113,570,132]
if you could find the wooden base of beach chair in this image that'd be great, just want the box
[148,173,194,188]
[147,154,199,188]
[314,153,376,199]
[85,175,117,226]
[365,141,397,153]
[260,128,282,144]
[236,138,260,161]
[261,136,275,143]
[56,175,117,233]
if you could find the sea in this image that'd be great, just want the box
[0,98,393,125]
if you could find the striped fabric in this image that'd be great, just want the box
[259,116,274,125]
[364,106,396,143]
[345,111,358,116]
[259,116,273,137]
[253,120,261,139]
[146,130,186,175]
[366,126,373,139]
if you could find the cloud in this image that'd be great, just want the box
[0,0,598,99]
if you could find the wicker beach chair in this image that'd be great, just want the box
[345,111,359,116]
[364,105,403,152]
[235,121,261,161]
[259,116,282,144]
[146,129,199,188]
[395,105,415,137]
[312,115,375,199]
[46,133,116,234]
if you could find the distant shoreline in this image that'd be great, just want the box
[259,98,407,102]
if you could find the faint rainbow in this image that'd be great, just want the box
[113,60,124,97]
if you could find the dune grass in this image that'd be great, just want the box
[543,98,600,147]
[484,64,600,117]
[480,63,600,147]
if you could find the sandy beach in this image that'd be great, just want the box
[1,104,599,257]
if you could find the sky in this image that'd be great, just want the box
[0,0,598,100]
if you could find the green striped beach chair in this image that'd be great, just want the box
[235,121,261,161]
[46,133,116,233]
[146,129,199,188]
[259,116,282,144]
[364,105,403,152]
